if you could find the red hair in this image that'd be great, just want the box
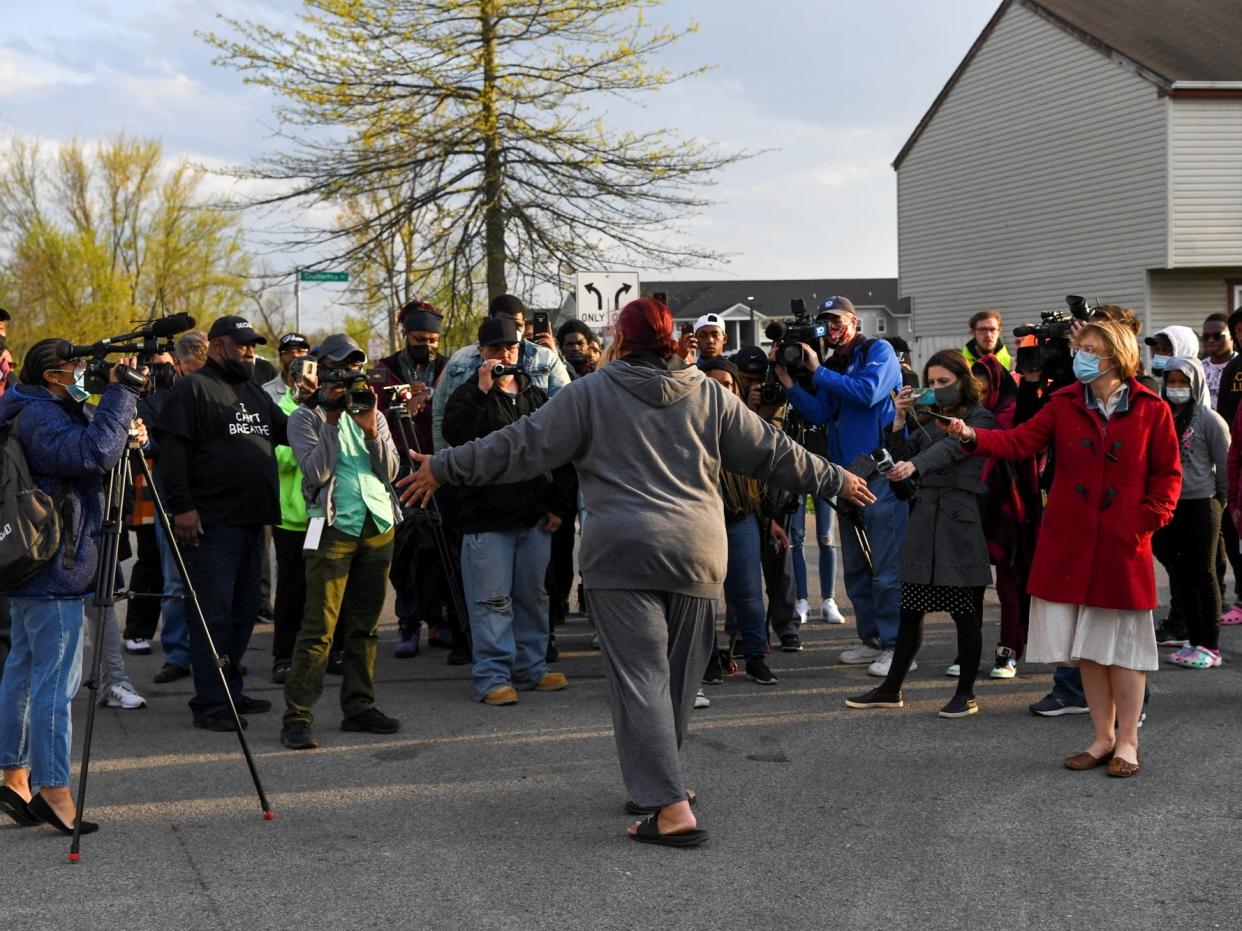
[615,298,676,358]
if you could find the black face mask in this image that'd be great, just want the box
[565,350,594,377]
[406,344,435,365]
[221,358,255,383]
[149,362,178,391]
[318,389,348,412]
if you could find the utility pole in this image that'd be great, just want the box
[294,268,301,333]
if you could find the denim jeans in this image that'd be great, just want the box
[0,597,85,788]
[838,479,905,648]
[789,496,838,601]
[154,522,191,670]
[724,516,767,659]
[459,524,552,701]
[181,523,263,721]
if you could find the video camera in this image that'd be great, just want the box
[316,366,378,415]
[488,363,524,379]
[1013,295,1094,381]
[765,299,826,387]
[67,313,196,395]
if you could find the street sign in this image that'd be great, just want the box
[299,270,350,283]
[574,270,639,337]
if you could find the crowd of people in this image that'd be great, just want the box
[0,291,1235,846]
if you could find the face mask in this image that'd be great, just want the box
[1165,387,1192,404]
[406,344,435,365]
[149,362,178,391]
[222,358,255,383]
[1073,350,1105,383]
[1151,355,1168,372]
[52,367,91,403]
[933,383,960,409]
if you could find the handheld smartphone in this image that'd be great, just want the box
[680,322,693,337]
[289,357,318,382]
[533,311,551,335]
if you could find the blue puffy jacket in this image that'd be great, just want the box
[0,384,138,597]
[786,338,901,468]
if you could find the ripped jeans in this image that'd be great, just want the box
[460,523,552,701]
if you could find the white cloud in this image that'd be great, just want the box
[0,45,92,95]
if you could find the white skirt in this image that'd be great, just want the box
[1027,597,1159,672]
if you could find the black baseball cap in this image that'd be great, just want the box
[208,315,267,345]
[278,332,311,353]
[0,307,10,322]
[731,346,769,377]
[478,316,521,347]
[817,296,856,319]
[316,333,367,365]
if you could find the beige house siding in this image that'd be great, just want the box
[1148,268,1241,331]
[1170,97,1242,268]
[897,0,1168,357]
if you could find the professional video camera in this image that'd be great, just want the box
[1012,295,1094,383]
[68,313,196,395]
[317,366,377,415]
[765,299,827,386]
[364,368,414,411]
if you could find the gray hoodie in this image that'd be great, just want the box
[1162,356,1229,501]
[430,359,844,598]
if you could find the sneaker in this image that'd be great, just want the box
[271,659,291,685]
[794,598,810,625]
[1155,623,1189,648]
[1221,604,1242,626]
[693,688,711,709]
[281,720,318,750]
[534,671,568,691]
[545,634,559,664]
[821,598,846,624]
[839,644,884,665]
[945,663,961,678]
[124,638,152,655]
[483,685,519,706]
[1028,693,1090,716]
[101,683,147,710]
[867,649,916,678]
[154,663,190,684]
[779,633,803,653]
[326,650,345,675]
[393,630,420,658]
[745,657,778,685]
[990,647,1018,679]
[845,687,903,709]
[939,695,979,718]
[703,650,724,685]
[1169,645,1222,669]
[341,707,401,733]
[236,696,272,715]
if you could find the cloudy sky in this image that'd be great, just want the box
[0,0,998,323]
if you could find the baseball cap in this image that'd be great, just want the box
[731,346,769,377]
[278,332,311,353]
[207,315,267,345]
[694,313,725,334]
[316,333,367,365]
[817,296,856,319]
[478,316,521,347]
[0,307,10,322]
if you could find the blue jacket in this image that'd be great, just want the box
[786,338,901,467]
[0,383,138,597]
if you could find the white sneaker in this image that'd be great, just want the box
[124,638,152,655]
[821,598,846,624]
[794,598,810,625]
[945,663,961,677]
[102,683,147,710]
[867,649,917,678]
[694,688,710,709]
[839,644,883,665]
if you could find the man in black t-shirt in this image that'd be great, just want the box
[155,315,289,731]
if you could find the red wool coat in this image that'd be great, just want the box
[970,379,1181,611]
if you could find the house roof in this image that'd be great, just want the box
[893,0,1242,169]
[643,278,900,319]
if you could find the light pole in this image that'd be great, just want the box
[747,295,757,347]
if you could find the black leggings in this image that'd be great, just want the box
[1153,498,1221,650]
[882,587,985,697]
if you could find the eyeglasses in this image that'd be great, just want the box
[1202,332,1226,341]
[974,326,1000,334]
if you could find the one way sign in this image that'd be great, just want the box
[574,270,640,338]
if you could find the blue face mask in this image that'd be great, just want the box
[1073,350,1105,383]
[1151,355,1168,372]
[53,366,91,403]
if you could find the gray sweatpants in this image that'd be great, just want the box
[588,589,715,809]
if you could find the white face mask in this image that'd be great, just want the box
[1165,387,1192,405]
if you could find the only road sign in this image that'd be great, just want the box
[574,271,639,336]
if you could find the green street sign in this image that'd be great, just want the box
[299,270,350,283]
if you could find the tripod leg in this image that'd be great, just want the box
[137,455,274,819]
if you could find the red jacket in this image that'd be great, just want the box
[970,379,1181,611]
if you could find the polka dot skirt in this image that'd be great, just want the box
[900,582,977,615]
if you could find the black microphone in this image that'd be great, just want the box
[765,321,787,341]
[150,313,195,338]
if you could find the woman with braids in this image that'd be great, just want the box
[846,350,995,718]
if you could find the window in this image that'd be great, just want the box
[1232,281,1242,314]
[875,317,888,334]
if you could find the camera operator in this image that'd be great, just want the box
[432,294,570,453]
[442,317,575,705]
[262,333,312,404]
[0,339,142,834]
[154,316,288,732]
[772,296,907,675]
[281,334,403,750]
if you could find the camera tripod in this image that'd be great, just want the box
[70,425,273,861]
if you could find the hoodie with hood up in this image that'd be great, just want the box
[429,357,844,598]
[1149,326,1199,372]
[1162,356,1228,501]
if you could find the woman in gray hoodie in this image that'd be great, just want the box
[1152,356,1230,669]
[400,298,875,847]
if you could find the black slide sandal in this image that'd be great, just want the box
[0,786,39,827]
[628,814,708,848]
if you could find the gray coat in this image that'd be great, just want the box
[885,404,995,588]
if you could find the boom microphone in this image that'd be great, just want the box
[150,313,196,338]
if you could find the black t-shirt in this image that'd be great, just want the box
[155,359,288,526]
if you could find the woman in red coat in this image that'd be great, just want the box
[946,320,1181,777]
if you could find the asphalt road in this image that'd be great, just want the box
[5,545,1239,931]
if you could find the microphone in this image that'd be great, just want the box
[150,313,196,338]
[765,321,787,341]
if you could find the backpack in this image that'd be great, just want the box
[0,412,69,591]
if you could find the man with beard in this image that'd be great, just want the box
[155,316,289,731]
[962,310,1012,371]
[557,319,597,380]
